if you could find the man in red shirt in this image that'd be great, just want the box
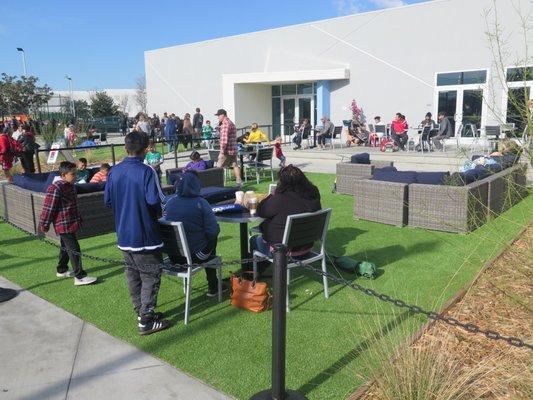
[391,113,409,151]
[215,109,242,187]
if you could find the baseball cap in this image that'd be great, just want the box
[214,109,227,116]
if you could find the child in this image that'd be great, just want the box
[202,120,213,149]
[185,151,207,171]
[38,161,97,285]
[274,136,286,168]
[90,163,110,183]
[104,131,170,335]
[0,127,22,182]
[144,140,164,180]
[76,158,89,183]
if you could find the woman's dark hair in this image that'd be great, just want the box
[190,151,200,161]
[425,112,432,118]
[276,165,319,200]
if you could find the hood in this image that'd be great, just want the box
[175,171,201,198]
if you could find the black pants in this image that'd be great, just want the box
[317,134,330,146]
[293,133,302,147]
[391,132,408,149]
[168,239,218,292]
[122,250,163,316]
[58,233,86,279]
[20,152,35,173]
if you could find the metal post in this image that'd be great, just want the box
[35,148,41,173]
[173,145,178,168]
[250,244,308,400]
[17,48,27,76]
[111,144,116,165]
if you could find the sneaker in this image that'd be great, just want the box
[74,276,97,286]
[137,312,164,322]
[206,282,229,298]
[56,271,75,278]
[138,319,171,336]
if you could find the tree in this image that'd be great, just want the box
[135,76,147,114]
[0,73,53,115]
[115,94,130,116]
[90,91,118,117]
[62,99,91,118]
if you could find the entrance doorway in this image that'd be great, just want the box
[281,95,314,137]
[436,88,485,136]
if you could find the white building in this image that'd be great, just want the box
[145,0,532,137]
[45,89,141,116]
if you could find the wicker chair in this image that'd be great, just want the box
[408,180,488,234]
[336,160,394,195]
[353,179,409,226]
[484,164,526,217]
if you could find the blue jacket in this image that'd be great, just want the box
[164,118,177,140]
[104,156,166,251]
[163,172,220,256]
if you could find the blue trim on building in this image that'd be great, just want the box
[316,80,330,119]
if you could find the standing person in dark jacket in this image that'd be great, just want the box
[163,170,227,297]
[104,131,170,335]
[249,165,321,277]
[192,108,204,148]
[17,124,38,173]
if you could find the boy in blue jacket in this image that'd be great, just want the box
[164,170,225,297]
[104,131,170,335]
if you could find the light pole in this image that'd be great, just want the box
[16,47,27,76]
[65,76,75,117]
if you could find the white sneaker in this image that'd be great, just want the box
[74,276,97,286]
[56,271,75,278]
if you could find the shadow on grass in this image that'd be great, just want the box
[297,309,413,395]
[0,235,36,246]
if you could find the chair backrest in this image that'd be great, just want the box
[421,125,431,134]
[333,126,342,138]
[100,133,107,142]
[500,123,515,133]
[484,125,501,137]
[208,149,220,162]
[158,219,192,264]
[282,208,332,251]
[268,184,277,195]
[368,123,375,132]
[375,124,387,134]
[256,146,274,162]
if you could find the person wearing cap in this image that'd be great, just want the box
[215,109,242,187]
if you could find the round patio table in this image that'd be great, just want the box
[216,211,264,265]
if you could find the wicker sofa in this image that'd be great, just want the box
[166,166,224,188]
[336,160,394,195]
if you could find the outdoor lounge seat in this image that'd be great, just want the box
[166,165,223,188]
[252,208,332,311]
[159,219,223,325]
[336,158,394,195]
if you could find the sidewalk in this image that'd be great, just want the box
[0,277,232,400]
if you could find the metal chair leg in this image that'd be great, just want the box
[321,257,329,299]
[217,266,222,302]
[184,273,192,324]
[286,268,291,312]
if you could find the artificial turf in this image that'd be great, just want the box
[0,173,531,400]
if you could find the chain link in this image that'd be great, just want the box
[294,261,533,351]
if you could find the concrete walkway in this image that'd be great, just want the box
[0,277,232,400]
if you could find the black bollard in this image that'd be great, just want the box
[250,244,308,400]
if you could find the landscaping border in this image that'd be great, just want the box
[347,222,532,400]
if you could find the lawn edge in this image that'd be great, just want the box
[347,221,532,400]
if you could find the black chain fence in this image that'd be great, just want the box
[1,216,531,350]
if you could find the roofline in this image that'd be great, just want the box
[145,0,449,54]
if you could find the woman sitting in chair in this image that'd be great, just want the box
[249,165,321,277]
[163,170,226,297]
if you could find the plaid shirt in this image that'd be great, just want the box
[219,117,237,156]
[39,180,82,235]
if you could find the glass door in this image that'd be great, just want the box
[461,89,483,136]
[437,90,457,134]
[282,98,295,136]
[506,87,531,133]
[298,98,311,125]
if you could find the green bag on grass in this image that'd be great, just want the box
[334,256,377,279]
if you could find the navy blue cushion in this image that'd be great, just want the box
[12,173,55,192]
[350,153,370,164]
[205,160,215,169]
[461,167,493,184]
[200,186,237,204]
[416,172,449,185]
[374,166,397,173]
[373,170,417,184]
[43,172,60,192]
[24,172,50,182]
[474,166,491,181]
[75,182,106,194]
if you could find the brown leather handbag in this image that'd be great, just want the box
[230,274,271,313]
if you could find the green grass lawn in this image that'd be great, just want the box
[1,173,531,400]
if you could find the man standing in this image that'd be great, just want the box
[215,109,242,187]
[104,131,170,335]
[432,111,453,150]
[192,107,204,148]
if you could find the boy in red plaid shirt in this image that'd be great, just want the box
[39,161,97,285]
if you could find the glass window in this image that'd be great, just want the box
[297,83,313,95]
[313,83,317,94]
[437,72,462,86]
[437,70,487,86]
[272,98,281,136]
[271,85,280,97]
[506,66,533,82]
[281,84,296,95]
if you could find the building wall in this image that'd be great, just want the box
[145,0,530,128]
[234,84,272,127]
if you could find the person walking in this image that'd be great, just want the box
[215,109,242,187]
[192,108,204,148]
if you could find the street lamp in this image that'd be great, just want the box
[65,75,75,117]
[16,47,27,76]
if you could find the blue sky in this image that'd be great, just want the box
[0,0,427,91]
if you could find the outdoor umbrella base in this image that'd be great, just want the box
[0,287,18,303]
